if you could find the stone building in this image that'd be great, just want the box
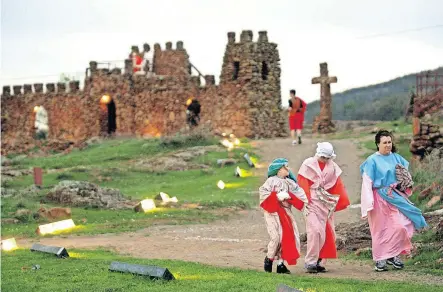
[1,30,288,154]
[410,85,443,160]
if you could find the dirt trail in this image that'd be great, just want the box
[18,137,443,285]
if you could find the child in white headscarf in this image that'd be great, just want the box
[296,142,350,273]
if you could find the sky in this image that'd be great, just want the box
[1,0,443,104]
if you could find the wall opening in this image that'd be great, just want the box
[233,61,240,80]
[99,95,117,135]
[107,100,117,134]
[261,62,269,80]
[33,105,49,140]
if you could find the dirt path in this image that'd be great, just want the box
[18,137,443,285]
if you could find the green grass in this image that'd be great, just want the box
[7,135,217,169]
[409,155,443,211]
[374,120,412,134]
[4,158,259,203]
[2,249,442,292]
[0,207,227,238]
[341,231,443,276]
[1,136,261,238]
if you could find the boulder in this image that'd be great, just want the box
[46,180,135,209]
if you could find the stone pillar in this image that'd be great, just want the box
[34,83,43,93]
[2,86,11,96]
[176,41,184,50]
[227,32,236,44]
[46,83,55,93]
[57,82,66,93]
[23,84,33,94]
[258,31,268,43]
[240,30,253,43]
[124,59,132,74]
[69,81,80,92]
[13,85,22,95]
[204,75,215,86]
[89,61,98,74]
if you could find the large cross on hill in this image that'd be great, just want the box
[311,62,337,134]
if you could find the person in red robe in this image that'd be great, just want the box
[296,142,350,273]
[259,158,308,274]
[288,89,307,145]
[129,46,143,73]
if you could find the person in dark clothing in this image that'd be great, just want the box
[186,99,201,128]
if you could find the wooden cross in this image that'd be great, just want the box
[312,63,337,120]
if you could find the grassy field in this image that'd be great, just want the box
[1,134,261,238]
[2,248,442,292]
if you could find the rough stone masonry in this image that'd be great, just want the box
[410,87,443,160]
[1,30,288,155]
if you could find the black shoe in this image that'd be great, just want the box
[264,257,273,273]
[374,260,389,272]
[316,259,326,272]
[298,136,302,144]
[387,256,404,269]
[276,263,291,274]
[306,264,318,273]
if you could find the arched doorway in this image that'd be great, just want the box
[99,95,117,135]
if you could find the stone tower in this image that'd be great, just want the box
[219,30,287,138]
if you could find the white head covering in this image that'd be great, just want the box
[315,142,336,159]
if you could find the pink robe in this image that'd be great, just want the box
[297,157,350,266]
[361,173,414,261]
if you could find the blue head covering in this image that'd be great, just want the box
[267,158,297,182]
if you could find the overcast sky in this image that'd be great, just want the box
[1,0,442,103]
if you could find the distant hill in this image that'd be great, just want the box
[304,66,443,122]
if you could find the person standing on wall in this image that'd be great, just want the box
[288,89,307,145]
[129,46,143,74]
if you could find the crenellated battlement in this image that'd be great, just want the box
[86,60,213,89]
[2,81,82,97]
[150,41,186,52]
[226,30,269,44]
[1,30,286,155]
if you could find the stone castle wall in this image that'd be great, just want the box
[1,30,288,155]
[410,88,443,159]
[152,41,191,79]
[220,30,286,138]
[1,82,93,147]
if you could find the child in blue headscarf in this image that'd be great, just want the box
[259,158,308,274]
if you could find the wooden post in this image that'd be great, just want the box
[33,167,43,187]
[412,117,420,136]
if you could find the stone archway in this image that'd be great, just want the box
[99,95,117,135]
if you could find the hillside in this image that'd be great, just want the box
[305,66,443,122]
